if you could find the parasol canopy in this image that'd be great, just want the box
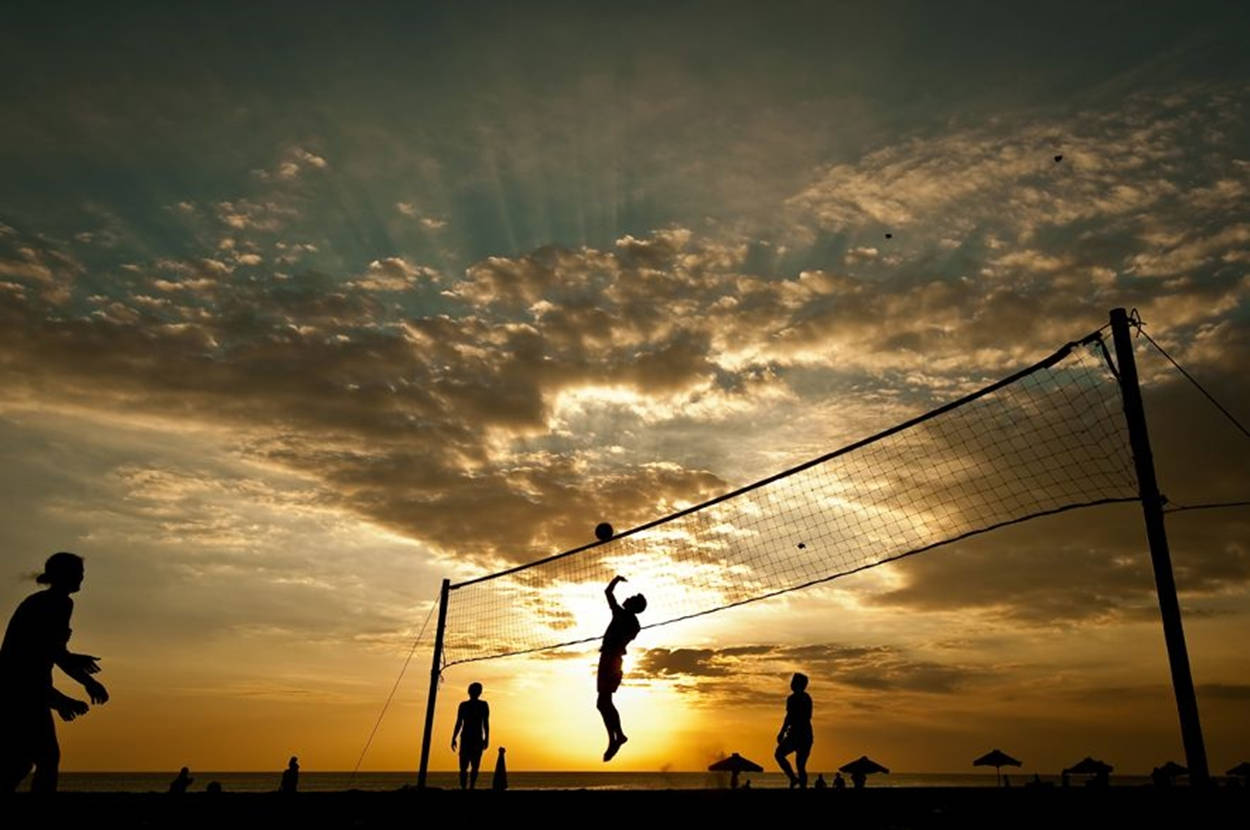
[1227,762,1250,778]
[708,752,764,773]
[839,756,890,776]
[973,749,1022,769]
[1154,761,1187,778]
[1063,757,1113,776]
[973,749,1022,786]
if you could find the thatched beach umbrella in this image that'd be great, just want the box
[973,749,1022,787]
[1227,761,1250,779]
[1063,757,1112,787]
[1156,761,1187,778]
[709,752,764,789]
[839,756,889,788]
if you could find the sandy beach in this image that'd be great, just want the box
[8,786,1245,829]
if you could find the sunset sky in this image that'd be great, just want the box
[2,1,1249,776]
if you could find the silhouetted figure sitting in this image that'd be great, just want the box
[492,747,507,791]
[851,771,866,789]
[206,781,223,795]
[774,672,814,789]
[741,779,751,790]
[597,575,646,762]
[1,552,108,793]
[169,767,194,794]
[833,772,846,790]
[281,756,299,793]
[814,773,827,789]
[451,682,490,789]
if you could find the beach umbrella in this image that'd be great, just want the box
[840,756,890,775]
[1227,762,1250,778]
[1155,761,1187,779]
[1063,757,1113,776]
[709,752,764,789]
[839,755,889,787]
[973,749,1022,786]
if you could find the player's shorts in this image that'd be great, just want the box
[459,738,485,762]
[776,732,813,758]
[597,652,623,694]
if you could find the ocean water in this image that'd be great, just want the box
[48,771,1158,793]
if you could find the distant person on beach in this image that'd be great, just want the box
[451,682,490,789]
[851,771,866,789]
[597,575,646,762]
[814,773,827,789]
[492,747,507,791]
[280,756,299,793]
[0,552,109,793]
[169,767,194,794]
[833,772,846,790]
[774,672,813,788]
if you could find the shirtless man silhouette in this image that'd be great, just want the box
[451,682,490,789]
[597,575,646,762]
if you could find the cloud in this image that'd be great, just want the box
[252,146,330,181]
[350,257,439,291]
[215,199,300,231]
[636,642,990,698]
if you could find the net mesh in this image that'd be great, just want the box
[441,334,1138,666]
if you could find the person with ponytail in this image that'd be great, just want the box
[1,552,109,792]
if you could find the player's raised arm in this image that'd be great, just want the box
[605,575,626,612]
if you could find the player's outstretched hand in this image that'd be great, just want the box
[64,652,103,675]
[55,697,90,722]
[85,678,109,704]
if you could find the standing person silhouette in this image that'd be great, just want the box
[0,552,108,793]
[774,672,813,789]
[450,682,490,789]
[280,756,299,793]
[597,575,646,762]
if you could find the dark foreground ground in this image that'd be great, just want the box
[6,787,1245,829]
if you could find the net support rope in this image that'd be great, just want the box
[349,595,438,781]
[441,328,1142,667]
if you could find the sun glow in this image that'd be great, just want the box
[437,651,707,771]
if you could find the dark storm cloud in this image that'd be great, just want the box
[638,642,991,697]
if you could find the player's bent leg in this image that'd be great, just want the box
[775,745,797,787]
[796,745,811,789]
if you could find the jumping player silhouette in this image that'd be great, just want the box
[597,575,646,762]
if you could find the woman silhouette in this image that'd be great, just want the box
[0,552,108,792]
